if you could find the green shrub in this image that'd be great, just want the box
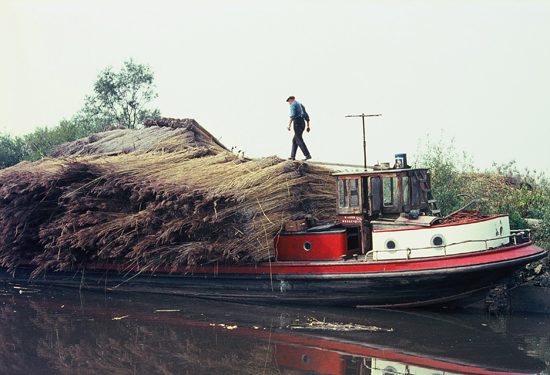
[413,133,549,250]
[24,120,82,161]
[0,132,29,168]
[413,132,474,216]
[532,206,550,251]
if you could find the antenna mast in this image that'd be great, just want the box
[345,113,382,170]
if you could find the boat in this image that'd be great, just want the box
[3,153,546,308]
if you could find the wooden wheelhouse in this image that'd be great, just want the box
[275,162,443,261]
[334,167,438,256]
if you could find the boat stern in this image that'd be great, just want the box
[370,215,513,261]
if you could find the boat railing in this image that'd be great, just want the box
[510,229,531,244]
[365,233,527,261]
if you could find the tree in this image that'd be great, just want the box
[0,60,161,168]
[0,132,29,169]
[74,59,161,130]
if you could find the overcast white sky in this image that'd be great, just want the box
[1,0,549,173]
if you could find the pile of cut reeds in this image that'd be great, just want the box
[0,119,336,276]
[52,118,228,157]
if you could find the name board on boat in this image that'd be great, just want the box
[340,215,363,225]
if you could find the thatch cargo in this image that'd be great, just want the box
[51,118,228,157]
[0,118,337,276]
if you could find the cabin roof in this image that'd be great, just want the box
[332,167,429,177]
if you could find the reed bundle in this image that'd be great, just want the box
[51,118,227,157]
[0,119,337,275]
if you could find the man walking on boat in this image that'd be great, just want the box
[286,96,312,161]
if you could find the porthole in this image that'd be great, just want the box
[431,235,446,247]
[303,241,312,251]
[302,354,310,364]
[384,239,398,252]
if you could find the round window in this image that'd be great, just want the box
[303,241,312,251]
[384,239,398,252]
[431,235,446,247]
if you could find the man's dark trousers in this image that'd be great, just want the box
[290,117,311,159]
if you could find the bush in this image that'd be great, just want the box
[413,133,549,250]
[0,132,29,169]
[532,206,550,251]
[413,132,474,216]
[1,119,112,169]
[24,120,83,161]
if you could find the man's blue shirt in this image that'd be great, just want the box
[290,101,310,122]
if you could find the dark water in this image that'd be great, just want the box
[0,281,548,375]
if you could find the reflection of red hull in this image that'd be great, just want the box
[5,242,545,307]
[272,339,532,375]
[0,289,543,375]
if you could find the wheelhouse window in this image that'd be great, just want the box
[338,179,348,208]
[403,176,410,206]
[337,177,362,214]
[410,172,423,206]
[382,176,398,207]
[337,169,430,219]
[349,179,360,207]
[369,176,381,214]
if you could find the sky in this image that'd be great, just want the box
[1,0,549,174]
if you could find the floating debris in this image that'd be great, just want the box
[210,323,238,330]
[112,315,130,320]
[288,316,392,332]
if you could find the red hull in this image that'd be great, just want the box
[4,242,545,307]
[89,242,544,278]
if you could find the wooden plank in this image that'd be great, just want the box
[308,161,371,169]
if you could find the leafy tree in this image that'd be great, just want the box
[0,132,29,169]
[1,60,161,168]
[74,59,161,130]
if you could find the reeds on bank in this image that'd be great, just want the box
[0,119,336,276]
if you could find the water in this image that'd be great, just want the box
[0,281,548,375]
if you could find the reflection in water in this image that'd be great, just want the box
[0,282,547,375]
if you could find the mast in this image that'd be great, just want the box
[345,113,381,170]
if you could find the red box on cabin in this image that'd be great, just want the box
[274,229,348,261]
